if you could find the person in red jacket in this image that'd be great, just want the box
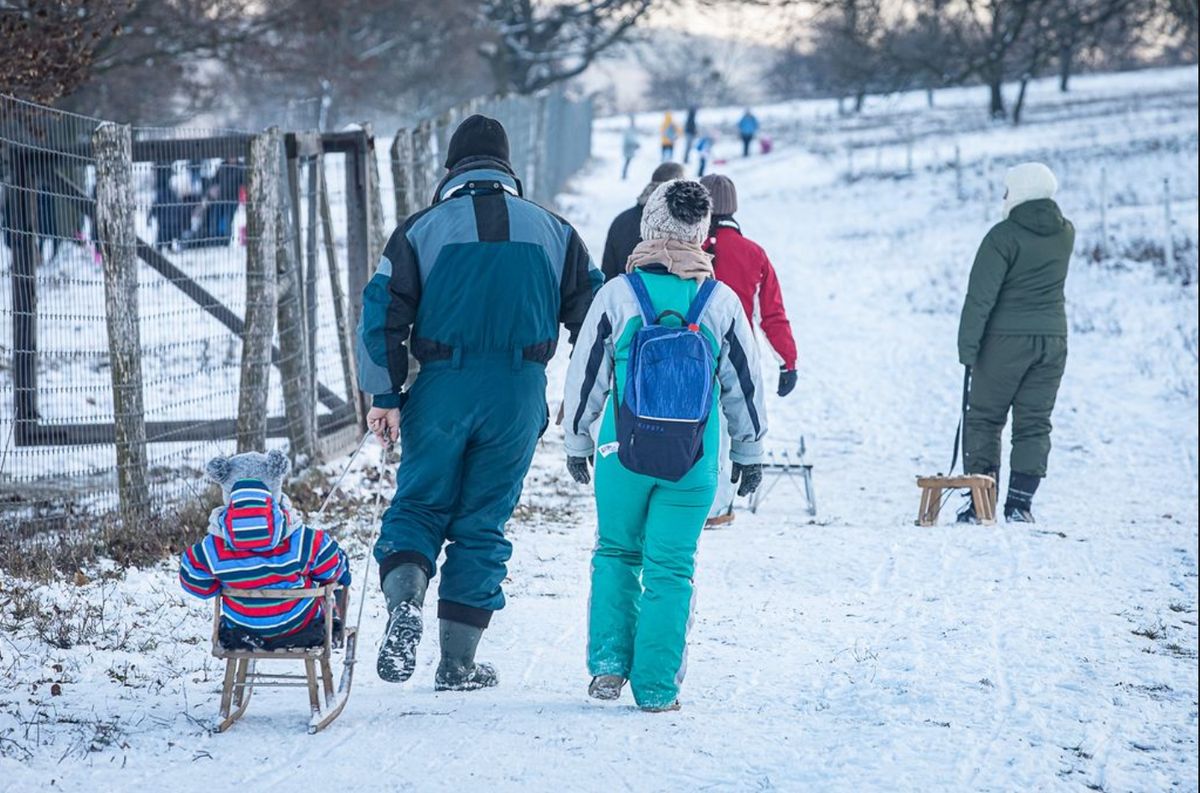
[699,174,798,526]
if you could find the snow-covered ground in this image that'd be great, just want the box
[1,67,1197,792]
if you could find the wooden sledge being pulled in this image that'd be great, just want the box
[211,583,357,734]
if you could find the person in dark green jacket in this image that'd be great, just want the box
[957,162,1074,523]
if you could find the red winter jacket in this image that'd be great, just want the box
[704,219,797,370]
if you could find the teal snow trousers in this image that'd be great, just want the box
[587,406,719,709]
[374,359,546,627]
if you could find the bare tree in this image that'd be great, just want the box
[808,0,891,113]
[0,0,125,104]
[478,0,654,95]
[234,0,486,129]
[1049,0,1149,93]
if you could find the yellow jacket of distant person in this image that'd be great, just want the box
[660,113,680,147]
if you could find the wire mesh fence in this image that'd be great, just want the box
[1,87,595,536]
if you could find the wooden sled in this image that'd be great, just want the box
[211,584,357,734]
[915,474,996,526]
[745,438,817,517]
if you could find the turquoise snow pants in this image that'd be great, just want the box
[374,359,546,627]
[588,405,719,709]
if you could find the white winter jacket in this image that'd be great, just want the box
[562,272,767,465]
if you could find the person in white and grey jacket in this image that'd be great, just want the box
[561,178,766,712]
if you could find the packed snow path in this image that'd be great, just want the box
[2,69,1196,792]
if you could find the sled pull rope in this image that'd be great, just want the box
[314,431,373,519]
[948,365,971,475]
[353,441,392,635]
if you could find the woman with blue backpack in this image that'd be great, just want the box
[562,179,767,712]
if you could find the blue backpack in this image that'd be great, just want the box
[616,273,719,482]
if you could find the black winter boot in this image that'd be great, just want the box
[377,564,429,683]
[957,468,999,524]
[434,619,498,691]
[1004,472,1041,523]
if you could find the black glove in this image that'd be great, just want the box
[567,455,593,485]
[777,367,797,397]
[730,462,763,497]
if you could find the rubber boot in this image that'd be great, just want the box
[1004,472,1041,523]
[957,467,999,524]
[588,675,626,701]
[434,619,498,691]
[377,564,429,683]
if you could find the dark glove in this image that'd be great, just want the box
[730,462,763,497]
[777,367,797,397]
[567,455,593,485]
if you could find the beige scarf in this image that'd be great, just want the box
[625,238,714,283]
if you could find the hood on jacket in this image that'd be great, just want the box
[1007,198,1067,236]
[433,157,522,205]
[207,479,298,550]
[1002,162,1057,219]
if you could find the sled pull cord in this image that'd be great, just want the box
[948,365,971,475]
[354,441,392,635]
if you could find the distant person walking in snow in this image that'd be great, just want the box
[600,161,685,282]
[564,178,766,712]
[621,115,640,180]
[737,109,759,158]
[683,106,698,164]
[699,174,798,526]
[357,114,600,691]
[957,162,1073,524]
[694,131,713,177]
[660,111,680,161]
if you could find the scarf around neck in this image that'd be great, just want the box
[626,238,714,283]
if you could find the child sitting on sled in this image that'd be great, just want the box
[179,449,351,650]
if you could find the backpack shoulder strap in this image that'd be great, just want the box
[623,273,658,326]
[684,278,719,328]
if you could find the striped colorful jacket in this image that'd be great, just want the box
[179,483,350,639]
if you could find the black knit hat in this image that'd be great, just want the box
[445,115,510,170]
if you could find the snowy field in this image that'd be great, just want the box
[1,67,1197,792]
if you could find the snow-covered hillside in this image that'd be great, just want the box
[1,68,1197,792]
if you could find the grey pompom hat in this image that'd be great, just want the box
[639,179,713,247]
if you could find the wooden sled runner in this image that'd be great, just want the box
[211,584,357,733]
[915,474,996,526]
[745,438,817,518]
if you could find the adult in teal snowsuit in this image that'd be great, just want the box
[563,179,767,711]
[357,115,601,690]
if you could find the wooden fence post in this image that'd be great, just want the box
[411,120,434,209]
[390,127,414,221]
[1099,165,1108,259]
[1163,177,1174,270]
[275,141,318,465]
[318,160,364,431]
[94,122,150,527]
[238,127,280,453]
[363,123,388,258]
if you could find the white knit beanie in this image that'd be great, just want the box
[640,179,712,246]
[1003,162,1058,219]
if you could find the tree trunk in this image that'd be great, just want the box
[854,90,866,114]
[989,78,1006,120]
[1059,44,1073,92]
[926,87,935,108]
[1013,77,1031,126]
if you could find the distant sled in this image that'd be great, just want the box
[744,437,817,518]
